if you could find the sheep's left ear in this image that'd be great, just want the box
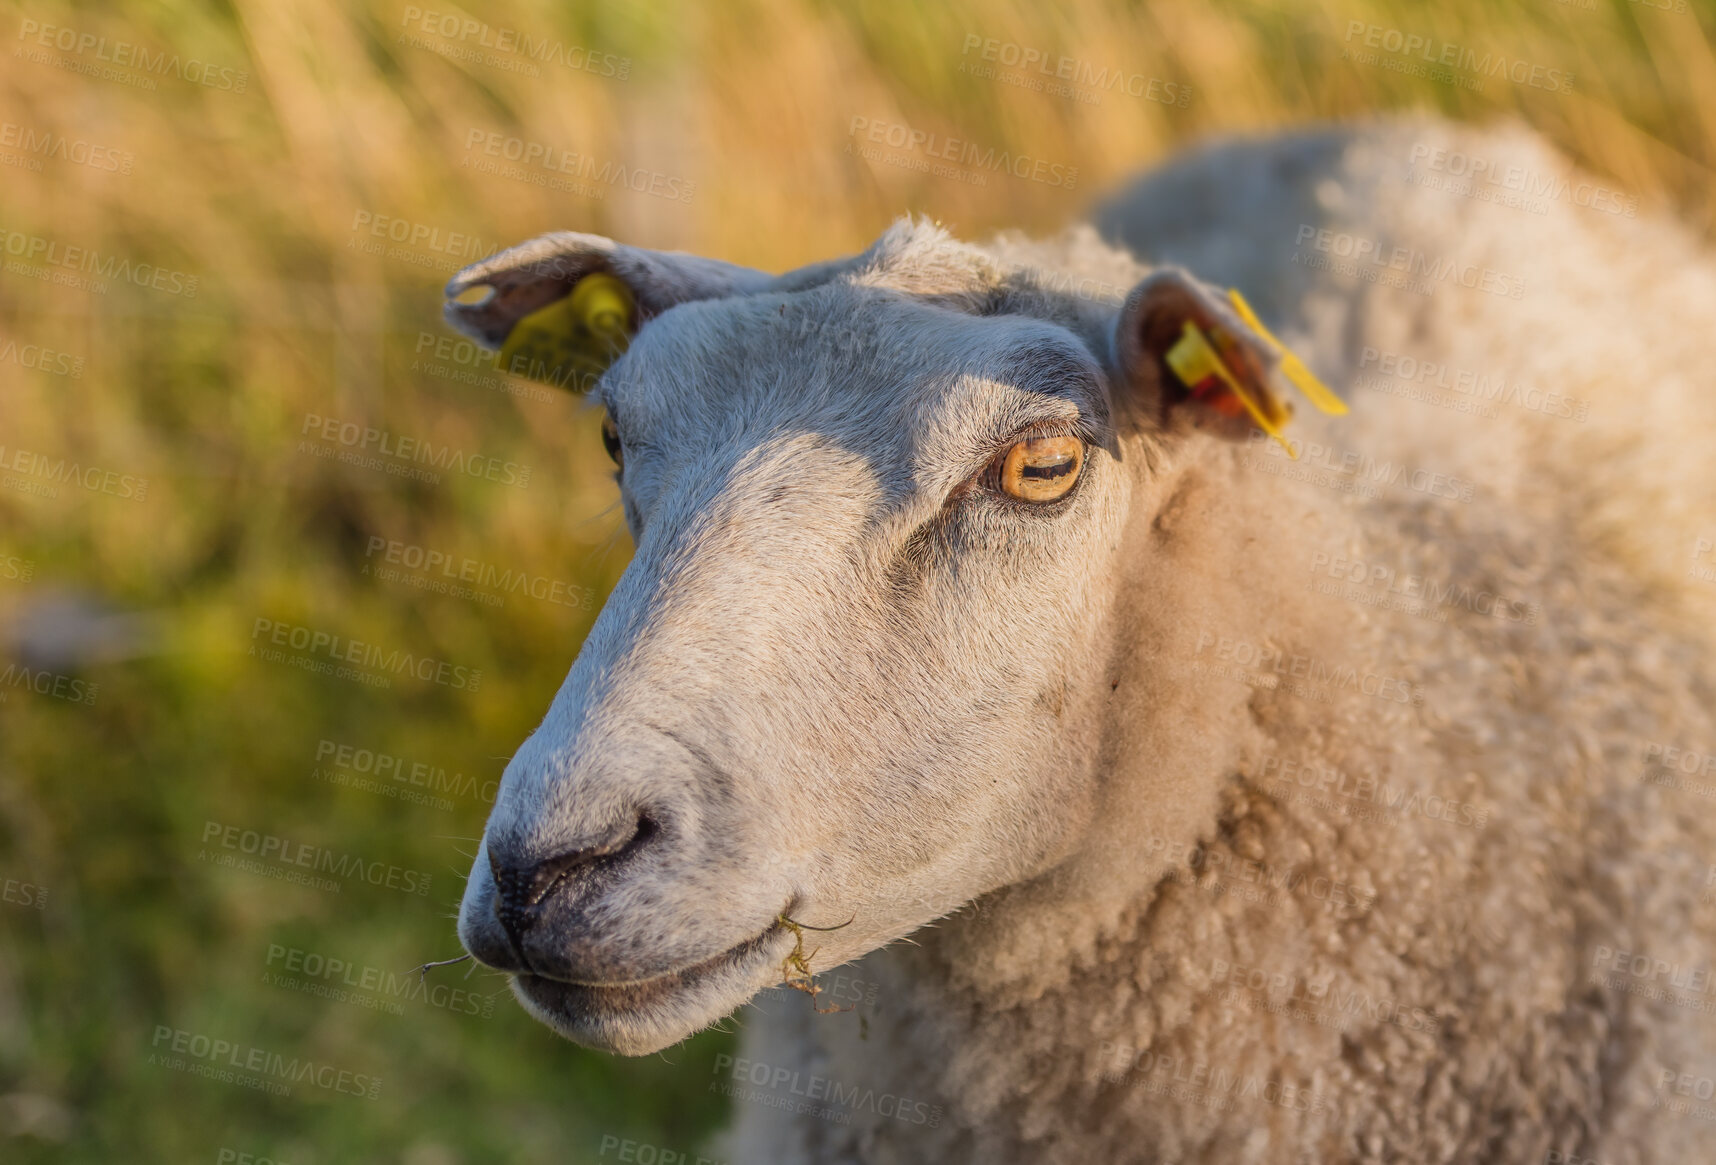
[1112,269,1296,444]
[443,232,771,392]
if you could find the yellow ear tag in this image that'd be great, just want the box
[1225,289,1348,417]
[1165,320,1297,456]
[498,272,635,392]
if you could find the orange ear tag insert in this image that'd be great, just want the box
[1165,319,1295,454]
[1164,291,1348,459]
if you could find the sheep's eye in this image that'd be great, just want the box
[991,435,1083,503]
[601,413,623,469]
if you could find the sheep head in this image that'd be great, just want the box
[444,220,1295,1055]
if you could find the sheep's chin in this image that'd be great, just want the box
[508,929,792,1056]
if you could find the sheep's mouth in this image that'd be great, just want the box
[510,917,792,1042]
[528,919,783,992]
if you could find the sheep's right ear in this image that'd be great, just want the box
[1111,269,1294,444]
[1111,270,1348,453]
[443,232,772,392]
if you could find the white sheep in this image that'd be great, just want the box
[442,118,1716,1163]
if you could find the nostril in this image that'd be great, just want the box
[489,813,660,947]
[524,815,656,905]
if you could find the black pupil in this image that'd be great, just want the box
[603,419,622,462]
[1022,456,1075,481]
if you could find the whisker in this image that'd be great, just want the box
[411,953,472,979]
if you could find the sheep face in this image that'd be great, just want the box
[447,224,1283,1055]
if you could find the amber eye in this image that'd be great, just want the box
[601,413,623,469]
[992,435,1083,503]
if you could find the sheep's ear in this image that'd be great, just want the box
[1112,269,1296,444]
[443,232,771,392]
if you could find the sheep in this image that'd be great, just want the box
[440,117,1716,1164]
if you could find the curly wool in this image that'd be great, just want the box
[721,119,1716,1164]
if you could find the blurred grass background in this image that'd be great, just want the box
[0,0,1712,1160]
